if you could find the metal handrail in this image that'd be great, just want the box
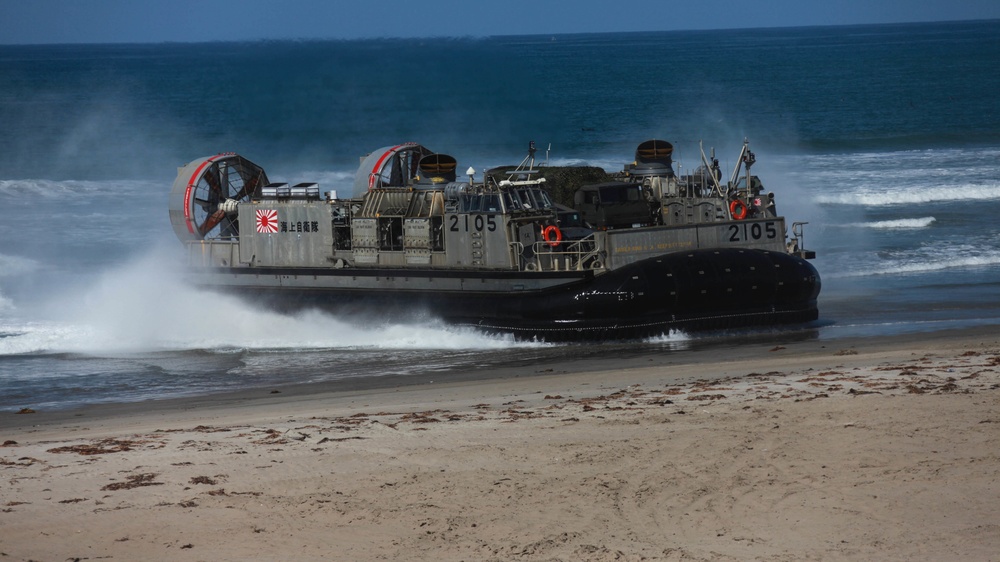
[519,233,605,272]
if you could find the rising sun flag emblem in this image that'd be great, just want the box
[256,209,278,233]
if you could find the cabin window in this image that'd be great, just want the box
[517,188,553,210]
[504,192,522,211]
[458,193,503,213]
[532,189,553,209]
[599,186,621,203]
[516,189,534,209]
[558,211,584,227]
[465,194,482,212]
[482,194,502,213]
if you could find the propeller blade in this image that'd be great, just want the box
[199,209,226,236]
[204,163,223,205]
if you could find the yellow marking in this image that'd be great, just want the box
[615,241,694,253]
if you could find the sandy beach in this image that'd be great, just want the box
[3,328,1000,561]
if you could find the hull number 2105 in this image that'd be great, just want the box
[449,214,498,232]
[728,221,778,242]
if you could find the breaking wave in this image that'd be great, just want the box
[0,178,163,199]
[828,253,1000,278]
[815,185,1000,206]
[837,217,937,229]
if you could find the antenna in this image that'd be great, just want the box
[699,141,724,197]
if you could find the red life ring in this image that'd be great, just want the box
[542,225,563,247]
[729,199,748,220]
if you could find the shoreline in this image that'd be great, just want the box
[3,326,1000,560]
[3,324,996,427]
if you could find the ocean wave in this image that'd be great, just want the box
[781,146,1000,170]
[264,168,356,190]
[815,185,1000,206]
[836,217,937,229]
[0,178,165,200]
[828,253,1000,278]
[0,322,82,355]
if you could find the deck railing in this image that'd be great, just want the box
[516,234,605,272]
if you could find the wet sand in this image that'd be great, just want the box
[3,327,1000,561]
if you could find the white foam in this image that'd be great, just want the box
[771,146,1000,209]
[836,217,936,229]
[644,329,691,347]
[0,247,542,355]
[828,253,1000,278]
[815,185,1000,206]
[0,321,84,355]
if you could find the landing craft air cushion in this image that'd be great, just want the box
[168,139,820,340]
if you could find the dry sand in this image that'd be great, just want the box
[2,329,1000,561]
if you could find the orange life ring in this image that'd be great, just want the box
[729,199,748,220]
[542,225,563,247]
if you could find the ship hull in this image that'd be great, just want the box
[188,247,820,341]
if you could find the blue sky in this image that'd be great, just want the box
[1,0,998,44]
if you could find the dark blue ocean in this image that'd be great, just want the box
[2,20,1000,410]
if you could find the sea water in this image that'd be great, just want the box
[2,20,999,409]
